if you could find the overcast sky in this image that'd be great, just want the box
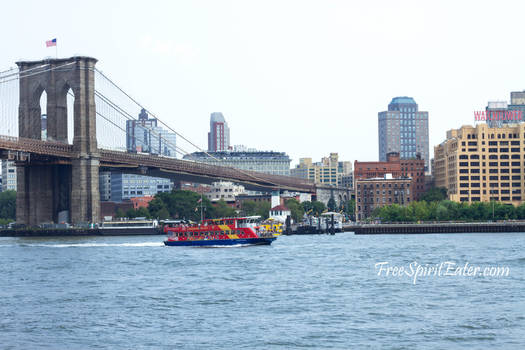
[2,0,524,166]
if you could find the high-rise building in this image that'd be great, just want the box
[378,97,429,172]
[434,123,525,204]
[126,108,177,157]
[208,112,230,152]
[290,153,353,187]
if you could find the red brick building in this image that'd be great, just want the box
[130,196,154,210]
[355,176,413,220]
[354,152,425,200]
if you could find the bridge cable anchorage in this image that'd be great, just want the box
[92,90,190,157]
[93,68,283,187]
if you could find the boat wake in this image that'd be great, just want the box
[199,244,259,248]
[15,242,164,248]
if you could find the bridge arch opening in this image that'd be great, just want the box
[39,89,47,140]
[66,87,74,144]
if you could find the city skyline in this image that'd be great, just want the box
[1,1,525,166]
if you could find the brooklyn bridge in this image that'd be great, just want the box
[0,56,333,226]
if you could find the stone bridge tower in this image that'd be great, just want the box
[16,57,100,225]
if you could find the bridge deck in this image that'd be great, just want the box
[0,136,316,192]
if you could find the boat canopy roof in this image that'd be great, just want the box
[321,212,344,217]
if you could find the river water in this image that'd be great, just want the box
[1,232,524,349]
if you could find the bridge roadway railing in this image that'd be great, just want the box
[0,135,73,158]
[0,135,316,192]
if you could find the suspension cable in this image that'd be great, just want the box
[94,90,190,156]
[94,68,214,157]
[93,68,280,187]
[67,90,189,157]
[0,62,77,85]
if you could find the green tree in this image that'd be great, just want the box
[241,200,258,216]
[258,201,270,216]
[115,208,125,219]
[147,191,214,221]
[0,190,16,220]
[212,199,236,218]
[494,203,516,220]
[157,207,170,220]
[256,202,271,219]
[302,201,326,216]
[147,197,167,218]
[339,199,356,220]
[420,187,448,202]
[327,197,337,211]
[240,200,271,219]
[516,203,525,220]
[285,198,304,222]
[134,207,151,218]
[125,208,137,218]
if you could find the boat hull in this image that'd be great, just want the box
[164,237,276,246]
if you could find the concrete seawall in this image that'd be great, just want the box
[350,222,525,234]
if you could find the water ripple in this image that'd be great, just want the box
[0,233,524,349]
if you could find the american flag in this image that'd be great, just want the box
[46,38,57,47]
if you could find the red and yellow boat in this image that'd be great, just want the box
[163,216,277,246]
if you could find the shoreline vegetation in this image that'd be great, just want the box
[371,199,525,223]
[366,187,525,223]
[371,187,525,223]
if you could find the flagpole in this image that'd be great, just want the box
[200,192,203,222]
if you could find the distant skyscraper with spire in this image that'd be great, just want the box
[208,112,230,152]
